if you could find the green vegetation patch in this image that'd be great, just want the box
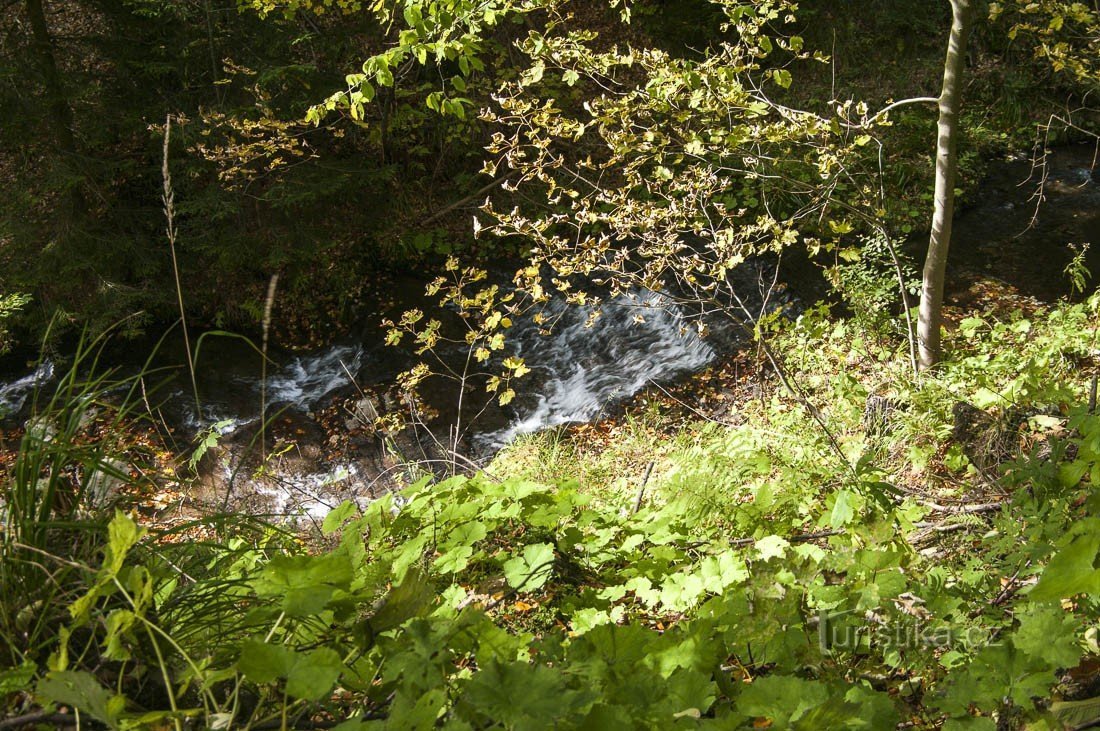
[4,294,1100,729]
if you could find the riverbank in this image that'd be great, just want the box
[4,275,1099,729]
[0,143,1095,529]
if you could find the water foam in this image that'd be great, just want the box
[0,360,55,420]
[265,344,366,407]
[481,290,715,448]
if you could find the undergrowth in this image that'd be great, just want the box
[2,294,1100,729]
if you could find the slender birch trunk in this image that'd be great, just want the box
[918,0,974,368]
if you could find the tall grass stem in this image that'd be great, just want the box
[162,115,200,413]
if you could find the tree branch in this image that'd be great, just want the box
[421,172,517,227]
[865,96,940,126]
[0,712,76,730]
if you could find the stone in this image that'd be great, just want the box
[345,395,380,433]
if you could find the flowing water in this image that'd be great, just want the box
[477,289,718,450]
[0,360,54,419]
[2,144,1096,519]
[145,285,736,449]
[0,277,762,518]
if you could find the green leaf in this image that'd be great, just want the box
[843,685,901,729]
[371,566,434,632]
[238,640,294,684]
[941,643,1060,714]
[698,552,749,592]
[755,535,790,561]
[959,317,986,337]
[739,675,829,727]
[446,520,488,548]
[434,544,474,574]
[665,667,716,717]
[522,61,545,86]
[239,642,343,701]
[1058,459,1090,488]
[70,512,146,623]
[37,671,125,729]
[286,647,343,701]
[577,704,634,729]
[105,511,145,575]
[102,609,137,661]
[829,489,857,527]
[1013,604,1082,669]
[462,660,588,727]
[570,607,613,635]
[387,687,447,729]
[1051,697,1100,729]
[1030,519,1100,601]
[972,387,1002,409]
[188,420,234,472]
[660,571,708,611]
[0,662,35,695]
[503,542,555,591]
[323,500,358,534]
[253,551,355,616]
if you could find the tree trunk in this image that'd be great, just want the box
[918,0,973,368]
[25,0,84,221]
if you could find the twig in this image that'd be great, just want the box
[9,541,92,572]
[421,172,516,227]
[0,711,387,731]
[251,712,387,730]
[911,521,970,537]
[862,96,940,126]
[976,561,1031,617]
[631,461,655,514]
[909,501,1012,546]
[703,281,857,479]
[0,712,75,729]
[919,500,1003,514]
[338,359,368,400]
[646,379,738,427]
[877,227,919,379]
[730,529,840,547]
[1089,374,1097,414]
[751,329,854,476]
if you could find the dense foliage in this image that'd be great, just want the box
[0,0,1096,346]
[4,295,1100,729]
[3,0,1100,729]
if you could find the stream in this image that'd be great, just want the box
[1,144,1097,521]
[0,270,774,519]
